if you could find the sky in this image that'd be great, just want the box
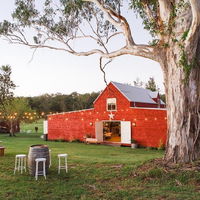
[0,1,164,97]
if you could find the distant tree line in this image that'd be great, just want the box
[0,65,164,135]
[26,92,100,114]
[25,77,165,115]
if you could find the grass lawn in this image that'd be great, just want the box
[0,123,200,199]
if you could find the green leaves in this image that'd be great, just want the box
[0,65,16,112]
[0,20,15,35]
[130,0,159,36]
[61,0,84,15]
[12,0,38,26]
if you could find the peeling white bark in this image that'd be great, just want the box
[158,0,171,24]
[185,0,200,51]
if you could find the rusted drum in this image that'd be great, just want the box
[28,144,50,176]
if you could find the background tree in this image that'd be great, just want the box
[0,0,200,163]
[0,65,16,111]
[145,77,159,92]
[0,65,16,135]
[27,91,99,114]
[133,77,144,88]
[2,98,37,136]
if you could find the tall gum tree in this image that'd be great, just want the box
[0,0,200,163]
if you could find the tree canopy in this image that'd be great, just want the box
[145,77,159,92]
[0,65,16,112]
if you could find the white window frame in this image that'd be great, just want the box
[107,98,117,111]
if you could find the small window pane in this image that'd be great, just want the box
[107,98,117,111]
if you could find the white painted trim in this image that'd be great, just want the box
[130,107,167,111]
[106,97,117,111]
[43,120,48,134]
[102,120,121,122]
[47,108,94,116]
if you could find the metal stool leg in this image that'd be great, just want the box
[43,160,46,179]
[14,157,17,174]
[20,157,23,174]
[35,161,38,180]
[49,150,51,168]
[65,156,68,173]
[24,156,26,172]
[58,157,61,174]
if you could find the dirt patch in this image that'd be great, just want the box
[136,158,200,173]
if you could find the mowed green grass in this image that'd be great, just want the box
[20,120,44,134]
[0,122,200,200]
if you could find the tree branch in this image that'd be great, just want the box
[158,0,172,24]
[185,0,200,51]
[83,0,135,47]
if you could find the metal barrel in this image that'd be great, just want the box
[28,144,50,176]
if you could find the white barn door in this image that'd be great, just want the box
[95,121,103,142]
[43,120,48,134]
[121,121,131,144]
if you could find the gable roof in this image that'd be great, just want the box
[148,91,158,98]
[111,81,158,104]
[147,90,165,105]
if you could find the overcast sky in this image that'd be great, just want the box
[0,1,164,97]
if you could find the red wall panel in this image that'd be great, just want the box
[48,83,167,147]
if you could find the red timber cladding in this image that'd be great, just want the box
[94,82,131,111]
[48,82,167,147]
[126,108,167,147]
[48,109,95,141]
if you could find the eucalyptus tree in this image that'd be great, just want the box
[0,65,16,112]
[145,77,158,92]
[0,0,200,163]
[3,98,35,136]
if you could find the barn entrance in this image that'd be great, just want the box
[95,121,131,144]
[103,121,121,142]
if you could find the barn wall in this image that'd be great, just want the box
[48,109,95,141]
[94,82,131,111]
[48,83,167,147]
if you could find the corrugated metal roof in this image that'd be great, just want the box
[111,81,157,104]
[160,99,165,105]
[148,91,158,98]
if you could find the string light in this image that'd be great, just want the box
[132,122,136,126]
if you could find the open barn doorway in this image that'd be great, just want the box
[103,121,121,142]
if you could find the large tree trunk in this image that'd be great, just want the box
[164,44,200,163]
[9,120,16,137]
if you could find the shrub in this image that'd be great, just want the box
[157,139,165,150]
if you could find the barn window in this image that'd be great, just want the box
[107,98,117,111]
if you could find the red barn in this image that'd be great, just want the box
[47,82,167,147]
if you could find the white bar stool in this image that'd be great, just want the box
[14,154,26,174]
[49,149,52,168]
[58,154,68,174]
[35,158,46,180]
